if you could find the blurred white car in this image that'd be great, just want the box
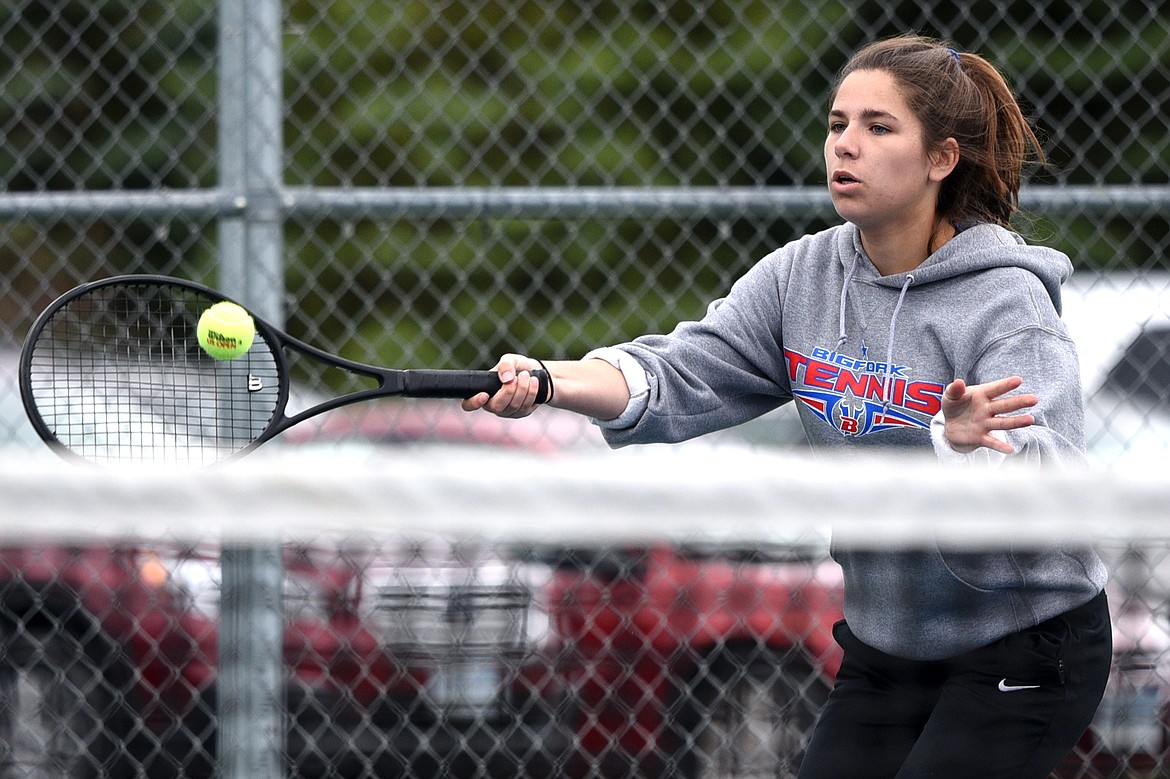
[1063,271,1170,468]
[1061,272,1170,767]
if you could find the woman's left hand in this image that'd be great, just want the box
[941,376,1038,454]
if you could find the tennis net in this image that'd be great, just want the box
[0,442,1166,779]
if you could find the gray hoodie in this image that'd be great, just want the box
[590,221,1107,660]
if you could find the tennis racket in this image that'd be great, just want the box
[19,274,549,466]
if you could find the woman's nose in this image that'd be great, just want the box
[833,129,858,159]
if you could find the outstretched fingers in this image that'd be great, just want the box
[942,375,1039,455]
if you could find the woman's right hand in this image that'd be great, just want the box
[462,354,633,422]
[462,354,548,418]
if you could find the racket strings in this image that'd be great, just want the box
[25,284,281,466]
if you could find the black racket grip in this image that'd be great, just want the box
[402,368,551,404]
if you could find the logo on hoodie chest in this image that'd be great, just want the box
[784,346,944,436]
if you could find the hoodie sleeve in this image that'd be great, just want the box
[589,246,799,447]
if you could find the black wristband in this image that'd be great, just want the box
[534,359,555,404]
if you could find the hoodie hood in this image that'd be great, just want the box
[833,223,1074,408]
[841,222,1073,314]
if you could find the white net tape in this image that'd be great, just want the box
[3,444,1166,548]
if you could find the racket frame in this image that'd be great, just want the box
[19,274,547,464]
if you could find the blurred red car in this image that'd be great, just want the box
[543,543,841,779]
[0,535,845,778]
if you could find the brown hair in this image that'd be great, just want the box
[831,33,1044,227]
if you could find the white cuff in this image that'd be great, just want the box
[583,347,650,429]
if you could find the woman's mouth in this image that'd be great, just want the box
[831,171,861,193]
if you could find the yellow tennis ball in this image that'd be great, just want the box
[197,301,255,360]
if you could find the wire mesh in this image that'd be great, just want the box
[2,0,1170,777]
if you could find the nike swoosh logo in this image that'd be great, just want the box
[998,679,1041,692]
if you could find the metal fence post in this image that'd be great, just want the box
[216,0,286,777]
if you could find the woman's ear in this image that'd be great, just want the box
[930,137,960,182]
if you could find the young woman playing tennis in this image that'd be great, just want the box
[464,34,1110,778]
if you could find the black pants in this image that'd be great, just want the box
[798,591,1112,779]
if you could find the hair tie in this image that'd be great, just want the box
[534,359,555,404]
[947,48,962,64]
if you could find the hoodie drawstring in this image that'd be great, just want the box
[882,274,914,411]
[836,253,914,413]
[836,253,860,349]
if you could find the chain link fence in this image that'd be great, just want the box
[2,0,1170,777]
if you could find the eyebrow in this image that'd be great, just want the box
[828,108,901,123]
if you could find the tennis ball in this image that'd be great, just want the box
[197,301,255,360]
